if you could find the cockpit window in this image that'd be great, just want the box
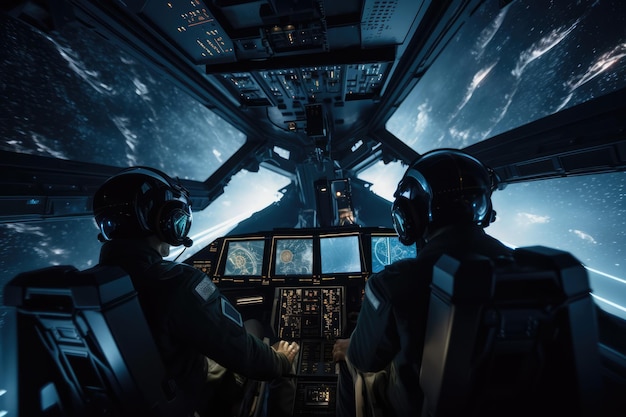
[357,160,407,202]
[489,172,626,318]
[171,167,291,261]
[0,166,291,283]
[0,13,245,181]
[386,0,626,153]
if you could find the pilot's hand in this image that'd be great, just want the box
[333,338,350,362]
[273,340,300,364]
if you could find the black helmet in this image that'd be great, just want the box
[93,167,193,247]
[391,149,498,245]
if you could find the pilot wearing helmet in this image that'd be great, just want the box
[333,149,514,417]
[92,166,299,417]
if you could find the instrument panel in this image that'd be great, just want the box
[185,226,416,416]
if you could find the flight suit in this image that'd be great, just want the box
[340,223,513,417]
[99,239,295,417]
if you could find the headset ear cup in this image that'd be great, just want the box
[392,173,431,245]
[392,197,414,245]
[154,200,192,246]
[99,217,118,241]
[485,206,496,227]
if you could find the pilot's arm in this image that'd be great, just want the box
[347,272,399,372]
[172,268,295,380]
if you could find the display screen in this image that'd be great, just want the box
[222,239,265,276]
[320,235,362,274]
[273,238,314,276]
[371,235,417,273]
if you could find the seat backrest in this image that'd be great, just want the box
[3,264,190,417]
[419,245,603,417]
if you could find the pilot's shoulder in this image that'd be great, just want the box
[368,257,430,295]
[373,257,423,280]
[153,261,221,303]
[152,260,208,282]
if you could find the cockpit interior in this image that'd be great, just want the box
[1,0,625,416]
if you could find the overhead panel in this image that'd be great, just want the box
[216,72,274,107]
[131,0,237,64]
[215,0,267,29]
[344,63,389,100]
[265,21,326,54]
[107,0,398,139]
[361,0,427,47]
[215,61,389,113]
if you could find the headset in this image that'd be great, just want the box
[391,149,498,246]
[93,166,193,247]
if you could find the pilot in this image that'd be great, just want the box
[92,166,299,417]
[332,149,513,417]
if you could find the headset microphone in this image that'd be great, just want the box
[182,237,193,247]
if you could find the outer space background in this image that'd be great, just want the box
[0,0,625,313]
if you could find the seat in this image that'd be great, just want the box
[3,264,190,417]
[420,245,604,417]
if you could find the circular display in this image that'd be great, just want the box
[280,249,294,263]
[227,247,258,275]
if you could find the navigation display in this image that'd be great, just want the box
[320,235,361,274]
[371,235,417,273]
[223,239,265,276]
[273,238,314,276]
